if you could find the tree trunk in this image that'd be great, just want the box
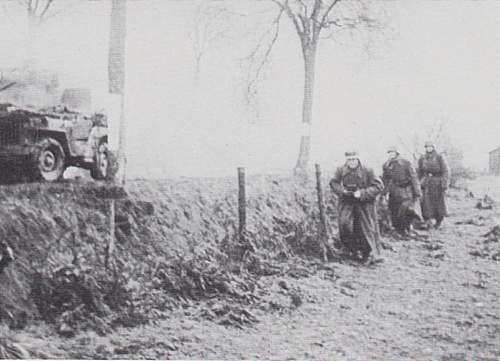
[294,42,317,177]
[25,13,37,70]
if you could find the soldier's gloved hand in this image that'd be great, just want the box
[342,190,353,200]
[353,190,361,199]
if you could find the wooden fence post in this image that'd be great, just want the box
[105,199,116,270]
[71,210,81,265]
[237,167,246,241]
[315,164,328,260]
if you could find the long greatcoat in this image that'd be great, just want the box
[330,163,384,256]
[417,151,449,220]
[382,156,422,232]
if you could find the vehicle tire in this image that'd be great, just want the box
[90,138,109,180]
[31,138,66,182]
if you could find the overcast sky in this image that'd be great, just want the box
[0,0,498,177]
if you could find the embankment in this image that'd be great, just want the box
[0,175,337,335]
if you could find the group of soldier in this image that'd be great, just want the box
[329,141,449,265]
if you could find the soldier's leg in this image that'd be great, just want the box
[338,204,355,257]
[420,188,434,230]
[434,216,444,229]
[401,206,413,233]
[388,197,399,231]
[352,207,366,259]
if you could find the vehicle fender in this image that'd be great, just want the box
[35,129,73,158]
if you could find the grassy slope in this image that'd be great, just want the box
[0,175,336,333]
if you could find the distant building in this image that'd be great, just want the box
[489,147,500,175]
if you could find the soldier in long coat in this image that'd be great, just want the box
[330,150,384,263]
[417,141,449,229]
[382,146,422,235]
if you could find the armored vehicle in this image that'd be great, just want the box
[0,103,109,183]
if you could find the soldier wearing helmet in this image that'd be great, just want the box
[382,146,422,236]
[417,141,449,229]
[330,150,384,264]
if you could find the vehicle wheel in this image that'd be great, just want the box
[31,138,66,182]
[90,139,109,180]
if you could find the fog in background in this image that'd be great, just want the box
[0,0,499,177]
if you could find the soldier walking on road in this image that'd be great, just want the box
[330,150,384,264]
[417,141,449,229]
[382,146,422,236]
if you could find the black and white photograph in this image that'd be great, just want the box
[0,0,499,359]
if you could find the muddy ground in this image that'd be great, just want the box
[5,176,500,360]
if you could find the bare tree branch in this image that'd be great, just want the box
[295,0,308,17]
[40,2,81,23]
[244,5,284,93]
[320,0,341,26]
[270,0,304,36]
[26,0,33,13]
[0,82,16,93]
[38,0,54,22]
[190,1,237,77]
[397,132,419,163]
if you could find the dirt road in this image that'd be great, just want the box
[11,177,500,360]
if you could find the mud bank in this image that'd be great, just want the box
[0,176,334,338]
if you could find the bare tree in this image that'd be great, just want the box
[189,1,238,80]
[239,0,380,176]
[7,0,80,68]
[25,0,56,68]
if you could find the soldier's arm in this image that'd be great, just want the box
[359,169,384,202]
[440,154,450,189]
[417,157,424,180]
[329,168,344,196]
[381,163,390,195]
[407,161,422,198]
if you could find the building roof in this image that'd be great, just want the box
[489,147,500,154]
